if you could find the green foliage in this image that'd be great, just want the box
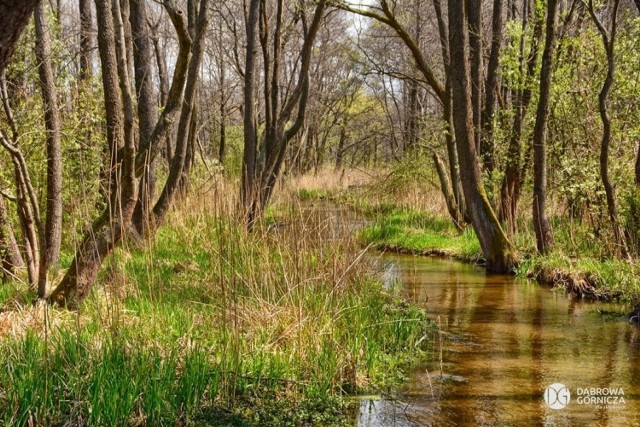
[0,205,434,426]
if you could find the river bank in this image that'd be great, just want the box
[292,178,640,314]
[355,203,640,312]
[0,192,433,426]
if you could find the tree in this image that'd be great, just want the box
[499,0,543,236]
[340,0,467,229]
[0,196,23,280]
[447,0,516,273]
[48,0,210,306]
[130,0,158,236]
[0,0,40,75]
[587,0,626,257]
[241,0,327,226]
[35,1,63,289]
[481,0,504,174]
[531,0,558,254]
[241,0,260,225]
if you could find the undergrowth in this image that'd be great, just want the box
[0,192,434,426]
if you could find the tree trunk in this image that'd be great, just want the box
[588,0,625,256]
[434,0,466,224]
[152,0,209,226]
[467,0,483,152]
[481,0,503,174]
[532,0,558,254]
[79,0,93,81]
[499,0,542,235]
[0,196,23,280]
[35,1,63,294]
[150,26,173,166]
[48,0,138,307]
[448,0,516,273]
[432,152,464,232]
[241,0,260,225]
[130,0,158,237]
[0,0,40,75]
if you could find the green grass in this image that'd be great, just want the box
[296,188,330,201]
[516,253,640,304]
[355,198,640,306]
[0,201,434,426]
[359,207,482,263]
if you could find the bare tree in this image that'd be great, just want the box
[48,0,210,306]
[35,1,63,288]
[242,0,328,226]
[447,0,515,273]
[531,0,558,254]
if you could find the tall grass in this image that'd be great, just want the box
[0,179,433,426]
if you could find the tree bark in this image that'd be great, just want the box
[79,0,93,81]
[481,0,503,174]
[0,0,40,75]
[48,2,194,306]
[130,0,158,236]
[448,0,516,273]
[152,0,209,226]
[434,0,466,225]
[532,0,558,254]
[499,0,542,235]
[0,195,23,280]
[588,0,626,256]
[48,0,137,306]
[241,0,260,225]
[35,1,63,294]
[467,0,483,152]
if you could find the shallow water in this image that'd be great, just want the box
[296,202,640,426]
[355,254,640,427]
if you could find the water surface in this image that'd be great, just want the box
[296,202,639,426]
[355,254,640,426]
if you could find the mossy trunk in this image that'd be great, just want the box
[448,0,516,273]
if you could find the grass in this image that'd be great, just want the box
[305,166,640,307]
[0,187,434,426]
[346,185,640,307]
[358,207,482,263]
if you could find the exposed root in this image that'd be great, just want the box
[529,267,617,301]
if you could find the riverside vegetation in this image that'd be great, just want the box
[0,181,434,425]
[302,167,640,310]
[2,0,640,425]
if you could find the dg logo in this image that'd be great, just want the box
[544,383,571,409]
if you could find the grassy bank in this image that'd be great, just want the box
[287,167,640,307]
[0,190,433,426]
[354,202,640,306]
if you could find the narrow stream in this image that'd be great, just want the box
[297,203,640,426]
[355,254,640,426]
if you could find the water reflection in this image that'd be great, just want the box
[357,254,640,427]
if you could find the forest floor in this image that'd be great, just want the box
[294,169,640,313]
[0,178,435,426]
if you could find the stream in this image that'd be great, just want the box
[298,202,640,426]
[354,254,640,426]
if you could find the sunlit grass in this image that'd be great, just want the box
[358,207,482,263]
[0,186,434,426]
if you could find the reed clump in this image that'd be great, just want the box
[0,180,433,426]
